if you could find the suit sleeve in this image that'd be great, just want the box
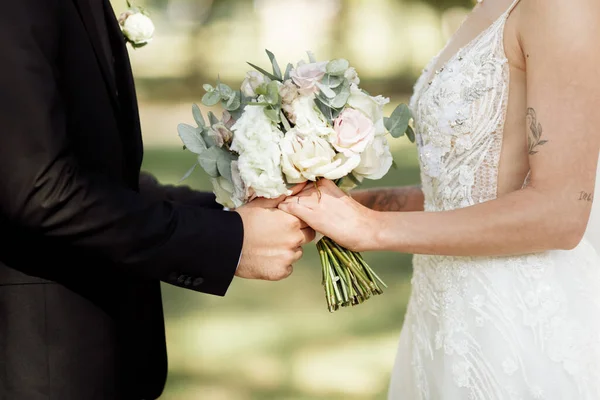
[138,171,223,210]
[0,0,243,296]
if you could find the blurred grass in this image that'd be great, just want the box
[140,144,420,400]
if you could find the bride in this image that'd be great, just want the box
[279,0,600,398]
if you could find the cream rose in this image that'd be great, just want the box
[240,71,269,98]
[280,128,360,182]
[353,136,393,180]
[120,12,155,46]
[347,84,390,135]
[331,108,376,157]
[290,61,328,95]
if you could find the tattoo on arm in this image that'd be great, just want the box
[354,186,424,212]
[578,191,594,202]
[527,107,548,155]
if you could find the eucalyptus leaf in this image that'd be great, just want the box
[217,83,233,99]
[223,91,241,111]
[192,104,205,127]
[265,81,280,105]
[317,82,336,99]
[405,125,416,143]
[330,86,351,108]
[197,146,222,178]
[202,90,221,107]
[207,111,219,126]
[200,128,217,148]
[284,63,294,81]
[247,62,281,82]
[326,59,350,76]
[203,84,214,92]
[264,107,280,123]
[217,151,235,182]
[384,104,412,138]
[265,49,282,80]
[321,74,344,88]
[179,162,198,183]
[178,123,207,154]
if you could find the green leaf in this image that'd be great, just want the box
[384,103,412,138]
[284,63,294,81]
[247,62,281,82]
[178,123,207,154]
[203,84,214,92]
[264,107,280,123]
[192,104,205,127]
[314,97,340,125]
[326,59,350,76]
[391,160,398,170]
[330,82,351,108]
[197,146,222,178]
[265,81,280,105]
[405,125,416,143]
[265,49,282,80]
[217,83,233,99]
[202,90,221,107]
[346,173,363,186]
[222,91,241,111]
[207,111,219,126]
[321,74,344,88]
[179,162,198,183]
[217,151,235,182]
[317,82,336,99]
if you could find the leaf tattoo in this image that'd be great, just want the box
[527,107,548,155]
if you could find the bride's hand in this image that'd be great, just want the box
[278,179,378,252]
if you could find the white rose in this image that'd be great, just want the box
[290,95,333,137]
[344,67,360,85]
[280,128,361,182]
[211,176,236,209]
[353,135,393,180]
[347,84,390,135]
[120,12,155,45]
[230,104,289,198]
[240,71,269,98]
[290,61,328,95]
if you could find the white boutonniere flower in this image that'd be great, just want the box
[119,1,155,48]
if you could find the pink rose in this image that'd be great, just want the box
[290,61,328,95]
[331,108,376,156]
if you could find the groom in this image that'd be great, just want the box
[0,0,314,399]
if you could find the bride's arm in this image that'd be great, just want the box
[351,186,424,212]
[280,0,600,256]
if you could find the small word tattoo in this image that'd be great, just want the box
[579,191,594,202]
[526,108,548,155]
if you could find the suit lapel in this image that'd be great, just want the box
[71,0,120,116]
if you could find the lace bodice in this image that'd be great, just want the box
[410,11,511,212]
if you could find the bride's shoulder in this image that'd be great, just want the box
[518,0,600,51]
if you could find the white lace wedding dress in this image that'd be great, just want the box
[388,1,600,399]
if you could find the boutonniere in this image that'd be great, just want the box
[118,0,155,48]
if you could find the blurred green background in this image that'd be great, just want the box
[116,0,474,398]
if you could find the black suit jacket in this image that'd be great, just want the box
[0,0,244,398]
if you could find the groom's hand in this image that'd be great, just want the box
[235,187,315,281]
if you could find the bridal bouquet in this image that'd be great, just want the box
[178,50,414,312]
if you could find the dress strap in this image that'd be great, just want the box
[506,0,522,15]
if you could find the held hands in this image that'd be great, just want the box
[235,183,315,281]
[278,179,378,252]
